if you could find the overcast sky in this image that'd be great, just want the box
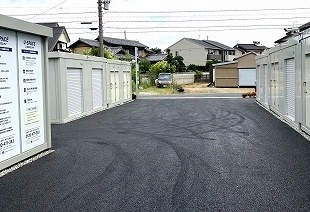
[1,0,309,50]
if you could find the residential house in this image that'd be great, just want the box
[37,22,70,52]
[213,52,257,87]
[69,36,151,59]
[166,38,236,66]
[233,42,267,57]
[68,38,128,59]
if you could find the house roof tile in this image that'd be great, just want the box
[234,44,267,52]
[184,38,234,50]
[145,53,167,62]
[299,21,310,32]
[203,40,235,51]
[95,36,148,48]
[185,38,221,50]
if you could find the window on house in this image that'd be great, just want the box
[175,51,179,56]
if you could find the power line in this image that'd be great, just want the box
[6,7,310,17]
[108,7,310,13]
[67,24,292,30]
[103,16,310,23]
[67,27,287,34]
[27,0,69,20]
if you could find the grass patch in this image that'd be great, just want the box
[139,85,178,94]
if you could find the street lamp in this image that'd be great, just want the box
[98,0,111,57]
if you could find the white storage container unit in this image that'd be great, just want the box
[0,15,52,170]
[48,52,132,124]
[300,30,310,135]
[256,37,305,133]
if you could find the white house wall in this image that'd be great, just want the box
[168,39,207,66]
[48,52,132,124]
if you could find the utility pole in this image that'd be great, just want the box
[135,47,139,97]
[98,0,111,57]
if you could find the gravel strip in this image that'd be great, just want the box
[0,149,54,178]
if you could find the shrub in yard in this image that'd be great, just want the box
[149,60,172,78]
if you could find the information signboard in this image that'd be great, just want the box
[17,33,45,153]
[0,29,21,162]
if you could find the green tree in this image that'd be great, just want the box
[173,55,186,72]
[118,52,133,61]
[188,64,198,71]
[149,60,171,78]
[165,49,173,64]
[139,59,151,74]
[84,47,114,59]
[150,47,162,54]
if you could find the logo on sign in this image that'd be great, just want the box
[24,40,36,49]
[0,35,9,46]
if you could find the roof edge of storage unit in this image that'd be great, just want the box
[0,14,52,37]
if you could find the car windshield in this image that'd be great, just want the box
[158,74,171,80]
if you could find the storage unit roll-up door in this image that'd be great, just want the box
[92,69,103,109]
[285,58,295,121]
[67,68,83,116]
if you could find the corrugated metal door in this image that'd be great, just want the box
[92,68,103,109]
[67,68,83,116]
[285,59,295,121]
[238,69,256,86]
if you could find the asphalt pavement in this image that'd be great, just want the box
[0,97,310,211]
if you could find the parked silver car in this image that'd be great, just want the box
[155,73,173,88]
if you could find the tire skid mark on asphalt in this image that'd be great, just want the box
[49,138,134,211]
[125,129,220,211]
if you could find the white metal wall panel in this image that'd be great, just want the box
[285,59,295,121]
[270,62,279,111]
[115,71,120,102]
[126,71,131,100]
[92,69,103,109]
[259,65,265,102]
[67,68,83,116]
[238,69,256,86]
[257,65,263,101]
[264,65,268,105]
[110,72,116,104]
[123,71,128,101]
[305,55,310,128]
